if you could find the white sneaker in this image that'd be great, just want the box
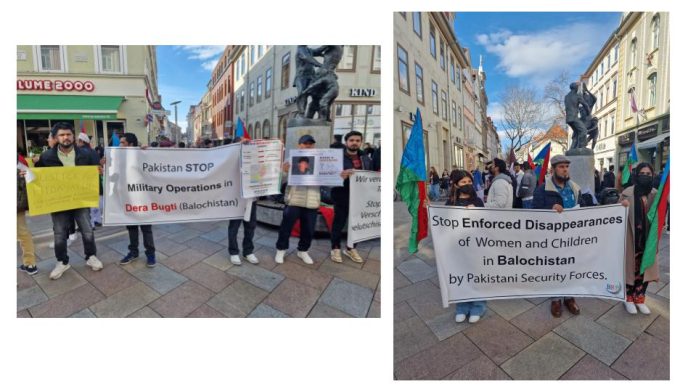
[229,255,242,266]
[330,249,343,263]
[343,249,364,263]
[624,301,638,314]
[297,251,314,265]
[68,233,78,242]
[85,255,103,271]
[244,254,259,264]
[636,303,651,314]
[50,262,71,280]
[455,313,466,323]
[274,250,285,264]
[468,315,481,323]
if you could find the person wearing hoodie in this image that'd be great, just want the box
[485,158,513,209]
[446,170,486,323]
[532,154,582,317]
[519,162,537,209]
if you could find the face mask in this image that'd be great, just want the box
[636,174,653,187]
[461,184,474,195]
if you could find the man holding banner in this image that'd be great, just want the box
[33,122,103,280]
[229,136,259,266]
[330,131,374,264]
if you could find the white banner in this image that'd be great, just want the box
[287,148,343,186]
[347,171,381,247]
[428,205,627,306]
[241,139,282,198]
[103,144,247,225]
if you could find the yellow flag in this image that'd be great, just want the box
[26,166,99,216]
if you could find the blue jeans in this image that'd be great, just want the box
[522,199,534,209]
[455,301,487,317]
[430,184,440,200]
[51,208,96,264]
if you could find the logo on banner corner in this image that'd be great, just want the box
[606,282,622,294]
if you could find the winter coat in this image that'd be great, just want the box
[532,175,582,210]
[35,145,100,167]
[485,173,513,208]
[620,186,660,282]
[285,185,321,209]
[519,171,537,199]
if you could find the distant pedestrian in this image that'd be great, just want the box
[518,162,536,209]
[428,167,440,200]
[440,169,450,197]
[446,170,486,323]
[513,162,524,208]
[485,158,513,209]
[602,165,616,189]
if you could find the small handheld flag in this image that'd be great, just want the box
[532,142,552,185]
[622,143,638,186]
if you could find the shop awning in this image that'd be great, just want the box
[17,95,123,120]
[636,133,669,150]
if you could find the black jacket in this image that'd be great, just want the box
[35,145,100,167]
[532,175,581,210]
[331,149,374,203]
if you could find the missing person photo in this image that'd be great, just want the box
[291,156,314,175]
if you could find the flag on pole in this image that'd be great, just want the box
[396,108,428,254]
[532,142,552,185]
[622,143,638,186]
[235,117,250,139]
[629,90,647,120]
[527,153,535,170]
[641,156,670,274]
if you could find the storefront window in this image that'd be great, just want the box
[332,104,380,145]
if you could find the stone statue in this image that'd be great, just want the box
[565,82,590,150]
[293,45,323,117]
[579,85,598,150]
[294,45,344,121]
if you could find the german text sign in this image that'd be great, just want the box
[347,171,381,247]
[428,205,628,306]
[103,144,247,225]
[26,166,99,216]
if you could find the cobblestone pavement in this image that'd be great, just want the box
[393,201,669,380]
[17,214,380,318]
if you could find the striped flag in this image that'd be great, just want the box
[641,156,669,274]
[527,153,535,170]
[622,143,638,186]
[532,142,552,185]
[236,117,250,139]
[396,108,428,253]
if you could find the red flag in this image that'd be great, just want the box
[527,153,535,170]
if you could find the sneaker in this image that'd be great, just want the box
[297,251,314,265]
[230,254,242,266]
[50,262,70,280]
[636,303,651,314]
[343,248,364,263]
[330,249,343,263]
[119,252,138,265]
[19,265,38,276]
[244,254,259,264]
[624,301,638,314]
[86,255,103,271]
[455,313,466,323]
[146,254,156,268]
[468,315,481,323]
[274,250,285,264]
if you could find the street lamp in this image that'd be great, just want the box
[170,100,182,144]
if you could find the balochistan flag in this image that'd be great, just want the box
[622,143,638,186]
[527,153,535,170]
[236,117,250,139]
[641,156,670,274]
[532,142,551,185]
[396,108,428,254]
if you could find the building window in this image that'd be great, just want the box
[648,72,657,107]
[397,44,410,94]
[281,52,291,90]
[265,68,272,98]
[338,46,357,71]
[99,45,122,73]
[413,12,422,38]
[241,53,246,75]
[249,81,255,107]
[278,116,288,144]
[455,64,461,90]
[452,101,457,127]
[439,38,446,70]
[429,26,437,59]
[258,45,264,58]
[254,122,261,139]
[612,77,617,99]
[630,38,637,69]
[250,46,256,65]
[450,56,455,82]
[240,90,245,110]
[333,104,381,145]
[256,76,262,102]
[458,106,462,130]
[431,81,438,114]
[600,61,604,76]
[613,44,619,65]
[415,62,424,104]
[652,14,660,50]
[610,113,615,135]
[38,45,64,72]
[371,46,381,73]
[262,119,271,139]
[441,91,448,121]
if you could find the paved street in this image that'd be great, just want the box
[393,201,669,380]
[17,215,380,318]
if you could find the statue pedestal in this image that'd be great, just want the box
[566,148,595,196]
[287,117,332,149]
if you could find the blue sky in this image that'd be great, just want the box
[156,45,224,129]
[453,12,622,141]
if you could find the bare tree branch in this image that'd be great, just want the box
[500,84,547,153]
[543,70,571,125]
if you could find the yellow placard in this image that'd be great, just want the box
[26,166,99,216]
